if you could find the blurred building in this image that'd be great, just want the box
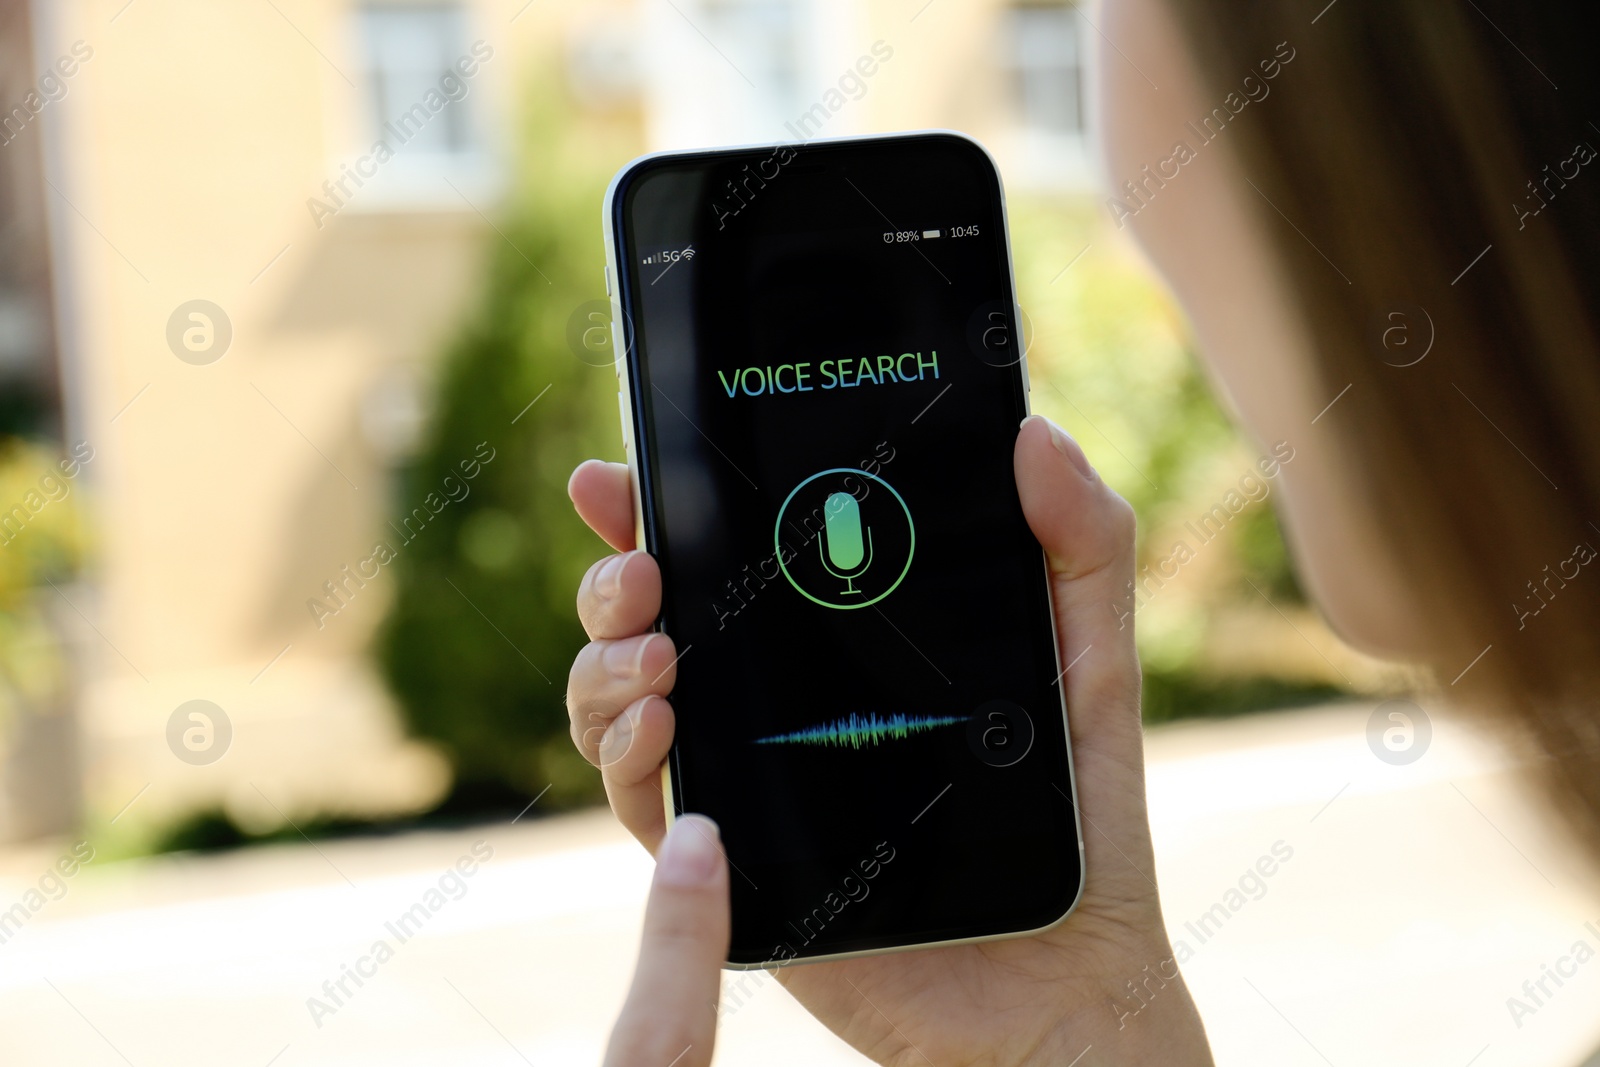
[3,0,1096,841]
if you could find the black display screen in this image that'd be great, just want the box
[610,133,1082,965]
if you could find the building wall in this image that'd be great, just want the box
[29,0,646,836]
[27,0,1085,837]
[638,0,1096,187]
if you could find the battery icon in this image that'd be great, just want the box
[922,229,942,239]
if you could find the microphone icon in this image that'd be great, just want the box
[820,491,873,595]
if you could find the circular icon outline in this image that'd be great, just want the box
[774,468,915,610]
[967,698,1035,768]
[574,698,635,768]
[1366,698,1432,766]
[565,298,635,368]
[964,300,1034,368]
[1370,304,1434,368]
[166,299,232,366]
[166,699,233,766]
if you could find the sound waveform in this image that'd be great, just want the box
[754,712,968,750]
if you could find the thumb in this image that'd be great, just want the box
[604,815,730,1067]
[1014,416,1145,788]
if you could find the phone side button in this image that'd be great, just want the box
[1020,355,1031,393]
[604,265,613,297]
[617,390,633,453]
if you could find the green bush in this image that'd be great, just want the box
[0,438,85,739]
[376,88,626,810]
[381,122,1336,815]
[1009,195,1325,715]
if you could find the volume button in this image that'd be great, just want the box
[604,265,613,296]
[617,390,632,453]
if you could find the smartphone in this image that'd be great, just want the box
[601,131,1083,967]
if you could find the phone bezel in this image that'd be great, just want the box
[600,129,1087,969]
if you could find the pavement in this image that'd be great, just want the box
[4,701,1600,1066]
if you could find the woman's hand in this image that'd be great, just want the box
[572,416,1215,1067]
[603,815,730,1067]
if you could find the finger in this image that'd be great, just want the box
[570,460,637,552]
[1014,416,1144,775]
[578,550,662,641]
[600,695,677,853]
[567,635,680,765]
[603,815,728,1067]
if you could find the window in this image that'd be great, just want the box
[345,4,496,209]
[1004,2,1093,189]
[643,0,811,149]
[702,0,806,130]
[1008,2,1086,138]
[360,5,477,156]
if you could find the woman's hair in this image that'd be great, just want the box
[1160,2,1600,841]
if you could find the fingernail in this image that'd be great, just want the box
[657,815,720,886]
[1048,421,1095,480]
[595,552,631,599]
[599,700,638,765]
[603,633,658,678]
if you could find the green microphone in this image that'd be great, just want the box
[820,491,873,595]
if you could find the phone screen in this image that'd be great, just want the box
[611,134,1082,964]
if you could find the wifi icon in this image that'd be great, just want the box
[681,247,697,261]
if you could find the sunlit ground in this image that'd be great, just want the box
[4,703,1599,1067]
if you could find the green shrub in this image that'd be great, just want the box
[381,131,1333,815]
[376,88,627,810]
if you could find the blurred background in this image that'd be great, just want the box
[2,1,1598,1064]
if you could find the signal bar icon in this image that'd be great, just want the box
[641,246,696,266]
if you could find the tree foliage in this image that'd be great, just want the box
[377,87,627,807]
